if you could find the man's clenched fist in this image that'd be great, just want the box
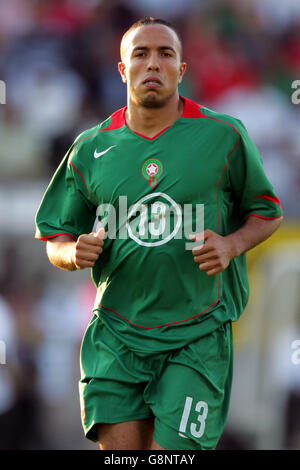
[72,227,105,269]
[190,229,235,276]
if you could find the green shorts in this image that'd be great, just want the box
[79,315,233,450]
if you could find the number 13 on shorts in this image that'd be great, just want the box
[178,396,208,439]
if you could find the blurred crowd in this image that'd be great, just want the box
[0,0,300,449]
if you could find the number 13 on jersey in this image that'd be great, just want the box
[178,396,208,439]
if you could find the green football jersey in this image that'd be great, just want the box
[35,96,283,354]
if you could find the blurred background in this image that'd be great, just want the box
[0,0,299,450]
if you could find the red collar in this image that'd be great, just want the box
[102,96,204,136]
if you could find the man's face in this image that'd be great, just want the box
[119,24,186,108]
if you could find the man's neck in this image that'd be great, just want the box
[125,94,184,138]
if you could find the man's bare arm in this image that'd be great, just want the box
[191,216,283,276]
[46,228,105,272]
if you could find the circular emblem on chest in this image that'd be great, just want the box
[142,158,163,188]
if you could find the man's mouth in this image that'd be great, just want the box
[143,77,162,88]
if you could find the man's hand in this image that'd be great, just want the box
[72,228,105,270]
[46,228,105,272]
[190,230,235,277]
[190,216,283,276]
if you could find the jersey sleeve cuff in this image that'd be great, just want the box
[243,195,283,221]
[35,232,77,242]
[245,213,283,221]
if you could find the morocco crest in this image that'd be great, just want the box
[142,158,163,188]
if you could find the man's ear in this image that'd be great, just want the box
[118,62,127,84]
[178,62,187,84]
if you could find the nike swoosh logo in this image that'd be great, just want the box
[94,145,116,159]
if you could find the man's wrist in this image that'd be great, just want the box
[224,233,244,260]
[69,243,78,271]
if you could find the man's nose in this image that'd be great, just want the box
[147,53,160,71]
